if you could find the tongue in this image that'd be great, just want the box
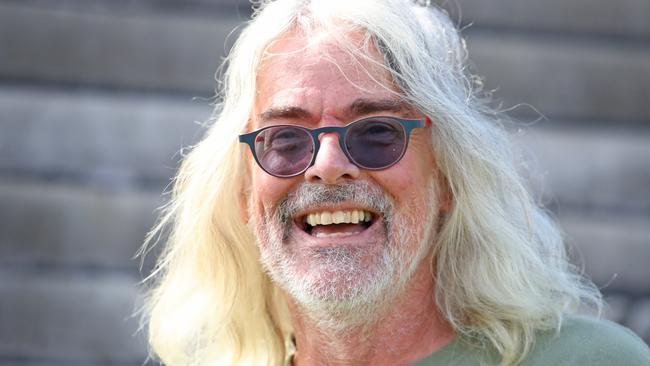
[311,223,366,238]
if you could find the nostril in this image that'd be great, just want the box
[307,175,323,183]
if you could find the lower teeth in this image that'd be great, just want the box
[313,231,362,238]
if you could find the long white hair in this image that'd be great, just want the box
[139,1,602,365]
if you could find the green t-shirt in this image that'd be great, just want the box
[412,315,650,365]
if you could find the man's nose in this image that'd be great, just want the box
[304,132,360,184]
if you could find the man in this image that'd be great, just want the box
[140,0,650,365]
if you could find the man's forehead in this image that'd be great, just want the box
[253,29,410,126]
[257,28,390,84]
[262,26,368,59]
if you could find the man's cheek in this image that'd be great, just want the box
[255,175,294,208]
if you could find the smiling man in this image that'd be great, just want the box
[245,31,448,336]
[140,1,650,365]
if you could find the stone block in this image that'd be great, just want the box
[0,181,160,271]
[0,272,147,364]
[512,126,650,212]
[0,3,239,93]
[561,212,650,293]
[441,0,650,38]
[9,0,251,14]
[0,86,209,188]
[467,33,650,122]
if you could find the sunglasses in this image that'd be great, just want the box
[239,115,430,178]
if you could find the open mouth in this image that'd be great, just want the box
[297,209,376,238]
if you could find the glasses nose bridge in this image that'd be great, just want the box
[311,125,348,152]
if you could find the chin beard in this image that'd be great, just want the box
[250,181,436,330]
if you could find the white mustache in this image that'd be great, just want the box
[277,181,393,225]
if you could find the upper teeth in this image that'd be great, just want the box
[305,209,372,226]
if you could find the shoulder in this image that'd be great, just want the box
[525,315,650,366]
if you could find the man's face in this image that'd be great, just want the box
[247,30,446,314]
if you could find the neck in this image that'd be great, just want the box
[288,255,455,366]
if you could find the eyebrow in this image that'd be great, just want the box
[258,98,411,124]
[259,106,313,122]
[349,98,409,115]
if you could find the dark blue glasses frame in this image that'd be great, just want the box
[239,115,430,178]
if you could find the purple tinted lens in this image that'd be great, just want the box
[345,117,406,169]
[254,126,314,176]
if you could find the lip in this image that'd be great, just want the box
[290,210,384,248]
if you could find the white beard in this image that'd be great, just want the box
[250,180,437,330]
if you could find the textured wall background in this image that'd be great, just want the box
[0,1,648,365]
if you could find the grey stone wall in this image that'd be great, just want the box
[0,1,648,364]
